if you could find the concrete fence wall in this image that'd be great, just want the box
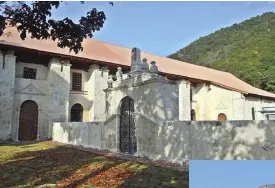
[52,122,103,149]
[52,120,275,164]
[158,120,275,162]
[259,185,275,188]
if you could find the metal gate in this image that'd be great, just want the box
[18,100,38,141]
[119,97,137,154]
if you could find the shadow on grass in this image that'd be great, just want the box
[119,165,189,188]
[0,141,188,188]
[0,140,45,146]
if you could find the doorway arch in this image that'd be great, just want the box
[70,103,83,122]
[19,100,38,141]
[218,113,227,121]
[119,96,137,154]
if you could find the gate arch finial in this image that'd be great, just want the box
[131,47,142,72]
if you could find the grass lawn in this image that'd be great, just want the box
[0,141,188,188]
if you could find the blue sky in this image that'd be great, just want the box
[51,1,275,56]
[190,160,275,188]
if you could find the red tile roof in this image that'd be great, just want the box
[1,27,275,99]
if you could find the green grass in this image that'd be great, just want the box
[0,141,188,188]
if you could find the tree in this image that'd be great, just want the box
[168,12,275,93]
[0,1,113,53]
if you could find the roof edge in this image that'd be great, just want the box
[1,40,275,100]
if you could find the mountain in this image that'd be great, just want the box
[168,12,275,93]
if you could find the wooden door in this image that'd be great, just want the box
[218,113,227,121]
[19,100,38,141]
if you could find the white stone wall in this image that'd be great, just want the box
[191,84,242,120]
[87,65,108,121]
[103,114,118,152]
[14,78,49,95]
[11,78,49,140]
[0,51,16,141]
[232,91,246,120]
[179,80,191,120]
[191,83,207,120]
[243,96,275,120]
[16,62,48,80]
[244,96,262,120]
[8,56,72,141]
[70,68,89,92]
[69,68,90,121]
[93,67,108,121]
[1,47,275,144]
[52,122,103,149]
[136,119,275,161]
[106,75,179,123]
[0,54,109,141]
[55,118,275,163]
[66,65,108,122]
[191,83,275,120]
[48,58,71,124]
[186,120,275,160]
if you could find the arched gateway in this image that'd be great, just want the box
[18,100,38,141]
[119,97,137,154]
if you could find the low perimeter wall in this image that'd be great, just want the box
[52,120,275,163]
[259,185,275,188]
[156,120,275,162]
[52,122,103,150]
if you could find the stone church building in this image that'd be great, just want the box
[0,27,275,142]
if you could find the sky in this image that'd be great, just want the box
[190,160,275,188]
[51,1,275,56]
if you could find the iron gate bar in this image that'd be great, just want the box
[119,97,137,154]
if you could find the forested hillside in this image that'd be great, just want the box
[169,12,275,93]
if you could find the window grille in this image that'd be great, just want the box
[72,72,82,91]
[23,67,37,79]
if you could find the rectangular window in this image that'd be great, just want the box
[23,67,37,79]
[72,72,82,91]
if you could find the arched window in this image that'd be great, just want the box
[191,109,196,121]
[218,113,227,121]
[252,107,255,120]
[70,103,83,122]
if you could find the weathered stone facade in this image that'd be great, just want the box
[0,46,275,143]
[105,74,179,123]
[191,82,275,120]
[89,64,108,121]
[52,122,103,149]
[0,51,16,141]
[47,58,71,139]
[53,119,275,163]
